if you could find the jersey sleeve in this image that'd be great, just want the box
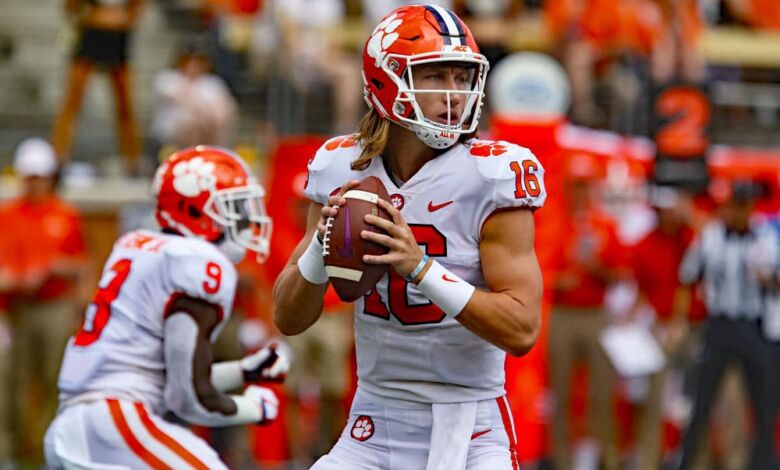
[163,241,238,339]
[473,140,547,230]
[303,135,360,205]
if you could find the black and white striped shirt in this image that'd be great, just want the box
[679,220,775,320]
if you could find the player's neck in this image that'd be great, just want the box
[383,126,438,183]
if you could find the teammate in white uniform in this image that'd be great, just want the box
[45,147,288,469]
[273,5,545,470]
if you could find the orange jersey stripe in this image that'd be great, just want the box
[134,402,210,470]
[497,396,519,470]
[107,399,171,469]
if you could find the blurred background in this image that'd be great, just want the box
[0,0,779,469]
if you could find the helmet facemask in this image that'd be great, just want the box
[382,51,489,149]
[204,184,273,262]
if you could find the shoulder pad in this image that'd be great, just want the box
[305,134,362,204]
[468,139,547,211]
[162,237,237,309]
[308,134,360,172]
[470,139,539,182]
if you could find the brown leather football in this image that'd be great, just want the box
[323,176,392,302]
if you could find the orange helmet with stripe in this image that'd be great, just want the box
[362,5,489,149]
[153,146,272,260]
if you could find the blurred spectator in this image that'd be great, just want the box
[0,139,87,467]
[271,0,361,134]
[544,0,704,130]
[453,0,524,67]
[148,46,237,169]
[361,0,453,25]
[626,185,695,470]
[0,296,10,469]
[50,0,145,174]
[548,152,628,470]
[544,0,628,125]
[203,0,265,94]
[677,180,779,470]
[650,0,706,85]
[725,0,780,30]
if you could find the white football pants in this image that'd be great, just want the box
[44,398,228,469]
[312,388,520,470]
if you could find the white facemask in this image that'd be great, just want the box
[411,118,461,149]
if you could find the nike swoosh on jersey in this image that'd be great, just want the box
[471,429,491,440]
[427,200,454,212]
[442,274,458,283]
[336,206,354,258]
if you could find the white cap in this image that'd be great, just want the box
[13,138,58,177]
[488,52,571,120]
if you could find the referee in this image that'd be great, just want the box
[677,181,778,470]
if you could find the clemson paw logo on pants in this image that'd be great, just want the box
[350,415,375,441]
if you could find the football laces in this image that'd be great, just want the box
[322,214,336,257]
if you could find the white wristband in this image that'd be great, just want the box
[296,231,329,284]
[230,394,264,425]
[416,260,475,318]
[211,361,243,392]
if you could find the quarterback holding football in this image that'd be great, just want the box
[273,5,546,470]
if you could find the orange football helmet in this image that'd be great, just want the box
[153,146,272,259]
[362,5,489,149]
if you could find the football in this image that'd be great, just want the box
[323,176,392,302]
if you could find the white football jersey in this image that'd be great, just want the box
[57,230,237,413]
[305,136,546,403]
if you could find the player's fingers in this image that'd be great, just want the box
[360,230,400,249]
[337,180,361,197]
[376,199,404,225]
[325,197,346,211]
[321,205,339,221]
[364,214,400,236]
[362,253,397,265]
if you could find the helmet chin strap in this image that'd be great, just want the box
[411,118,460,149]
[216,238,247,264]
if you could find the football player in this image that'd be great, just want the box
[44,147,287,469]
[273,5,546,470]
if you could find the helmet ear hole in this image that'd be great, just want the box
[188,205,201,219]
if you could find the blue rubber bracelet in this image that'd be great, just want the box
[405,254,429,282]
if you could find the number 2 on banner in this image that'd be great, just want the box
[75,258,132,346]
[655,86,709,157]
[510,160,541,199]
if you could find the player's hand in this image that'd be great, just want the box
[241,344,289,383]
[243,385,279,424]
[317,180,360,243]
[361,198,425,278]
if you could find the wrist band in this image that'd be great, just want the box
[416,260,476,318]
[211,360,243,392]
[296,232,329,284]
[230,394,264,425]
[405,254,429,282]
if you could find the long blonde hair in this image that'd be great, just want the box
[351,110,390,171]
[350,108,480,171]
